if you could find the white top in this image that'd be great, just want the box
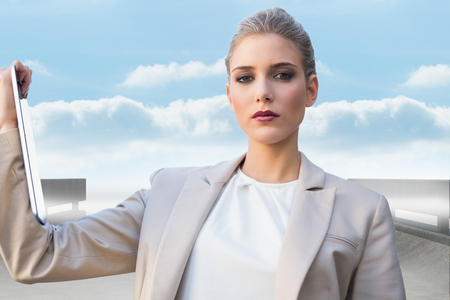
[175,168,298,300]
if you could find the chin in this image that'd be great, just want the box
[248,133,293,145]
[247,126,300,146]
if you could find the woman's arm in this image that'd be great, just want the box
[0,61,147,283]
[0,128,147,283]
[348,196,406,299]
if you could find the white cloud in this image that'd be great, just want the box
[303,137,449,180]
[119,58,226,88]
[298,95,450,179]
[301,95,450,137]
[23,60,51,75]
[30,94,232,137]
[402,64,450,88]
[28,94,449,200]
[146,96,231,135]
[316,60,334,76]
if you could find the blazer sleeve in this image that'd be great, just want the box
[0,129,147,283]
[348,195,406,299]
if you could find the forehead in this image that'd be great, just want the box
[229,33,303,72]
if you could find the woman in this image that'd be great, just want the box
[0,8,405,300]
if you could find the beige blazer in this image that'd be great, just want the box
[0,129,405,300]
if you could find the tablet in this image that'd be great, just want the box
[11,65,47,225]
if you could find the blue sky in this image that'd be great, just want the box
[1,0,449,200]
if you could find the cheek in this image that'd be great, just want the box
[229,90,250,120]
[232,100,248,126]
[281,90,308,129]
[283,87,307,114]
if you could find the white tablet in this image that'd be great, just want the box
[11,65,47,225]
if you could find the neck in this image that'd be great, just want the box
[241,129,301,183]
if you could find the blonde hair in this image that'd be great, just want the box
[225,7,316,80]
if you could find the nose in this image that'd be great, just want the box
[255,78,273,103]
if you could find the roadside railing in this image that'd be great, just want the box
[41,178,86,224]
[348,179,449,236]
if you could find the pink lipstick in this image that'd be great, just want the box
[252,110,280,122]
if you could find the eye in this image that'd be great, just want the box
[274,72,293,80]
[236,75,253,83]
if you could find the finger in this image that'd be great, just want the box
[24,66,32,91]
[2,61,32,99]
[12,60,26,82]
[13,60,30,83]
[13,62,32,97]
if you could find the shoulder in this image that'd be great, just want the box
[149,165,211,187]
[319,172,396,259]
[324,172,382,202]
[324,172,389,220]
[149,153,246,188]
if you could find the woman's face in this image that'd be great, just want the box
[226,33,318,146]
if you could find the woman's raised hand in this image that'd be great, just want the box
[0,61,33,133]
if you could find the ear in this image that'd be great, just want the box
[306,75,319,107]
[226,82,235,112]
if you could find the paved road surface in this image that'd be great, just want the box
[396,230,449,300]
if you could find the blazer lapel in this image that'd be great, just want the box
[274,153,336,300]
[148,154,245,300]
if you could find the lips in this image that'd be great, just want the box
[252,110,280,122]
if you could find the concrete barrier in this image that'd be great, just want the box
[41,178,87,224]
[349,179,450,236]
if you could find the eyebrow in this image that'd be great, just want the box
[272,62,297,68]
[231,65,254,73]
[231,62,298,73]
